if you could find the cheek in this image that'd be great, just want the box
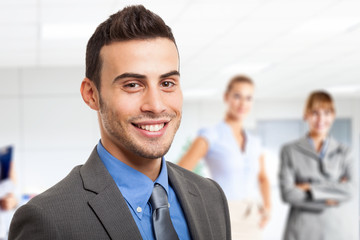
[170,95,183,115]
[245,101,253,109]
[229,98,240,107]
[324,116,334,125]
[162,90,182,114]
[306,117,317,126]
[229,101,239,111]
[108,97,136,119]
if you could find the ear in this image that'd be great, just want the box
[303,112,308,121]
[80,78,100,111]
[223,92,229,103]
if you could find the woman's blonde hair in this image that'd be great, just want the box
[225,74,254,94]
[304,90,335,117]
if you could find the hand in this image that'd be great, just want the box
[325,199,338,206]
[296,183,311,191]
[259,207,271,229]
[0,193,18,210]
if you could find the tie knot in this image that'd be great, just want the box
[150,183,168,210]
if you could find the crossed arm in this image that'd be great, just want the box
[279,147,355,211]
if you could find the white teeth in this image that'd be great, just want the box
[137,123,165,132]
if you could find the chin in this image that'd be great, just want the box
[235,114,247,120]
[312,129,329,136]
[139,139,173,158]
[140,147,171,159]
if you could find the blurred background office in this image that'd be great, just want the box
[0,0,359,239]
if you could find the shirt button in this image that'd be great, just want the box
[137,207,142,213]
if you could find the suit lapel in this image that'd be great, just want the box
[323,137,340,159]
[295,137,319,159]
[167,162,214,240]
[80,147,142,240]
[321,137,341,176]
[297,136,341,177]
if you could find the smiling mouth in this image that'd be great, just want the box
[133,123,166,132]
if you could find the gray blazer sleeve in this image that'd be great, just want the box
[279,146,328,211]
[311,147,355,202]
[9,203,60,240]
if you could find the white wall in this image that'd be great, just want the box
[0,67,100,194]
[1,67,359,239]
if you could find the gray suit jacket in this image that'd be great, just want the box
[279,137,356,240]
[9,147,231,240]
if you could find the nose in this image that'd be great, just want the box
[140,86,166,114]
[317,112,325,122]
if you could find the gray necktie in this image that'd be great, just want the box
[149,183,179,240]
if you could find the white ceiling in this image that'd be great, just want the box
[0,0,359,100]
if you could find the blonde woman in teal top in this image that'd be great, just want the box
[178,75,271,239]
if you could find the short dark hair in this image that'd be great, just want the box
[85,5,176,90]
[225,74,254,94]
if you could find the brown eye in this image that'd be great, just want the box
[161,81,174,88]
[126,83,139,88]
[122,82,143,93]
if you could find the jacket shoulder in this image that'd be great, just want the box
[9,165,85,239]
[281,138,302,151]
[27,165,84,207]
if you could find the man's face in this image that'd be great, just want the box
[98,38,182,160]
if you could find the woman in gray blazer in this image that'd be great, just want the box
[279,91,355,240]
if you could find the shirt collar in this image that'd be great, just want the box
[96,140,169,219]
[306,135,329,159]
[222,120,248,153]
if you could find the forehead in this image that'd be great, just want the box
[100,38,179,73]
[229,82,254,92]
[310,101,333,110]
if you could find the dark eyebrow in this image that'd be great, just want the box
[112,70,180,84]
[160,70,180,79]
[112,73,146,84]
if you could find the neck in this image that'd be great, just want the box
[309,132,327,152]
[101,138,162,181]
[225,114,246,151]
[225,114,243,132]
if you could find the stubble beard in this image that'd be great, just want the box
[99,96,181,159]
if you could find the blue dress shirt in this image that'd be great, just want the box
[307,136,329,159]
[97,141,191,240]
